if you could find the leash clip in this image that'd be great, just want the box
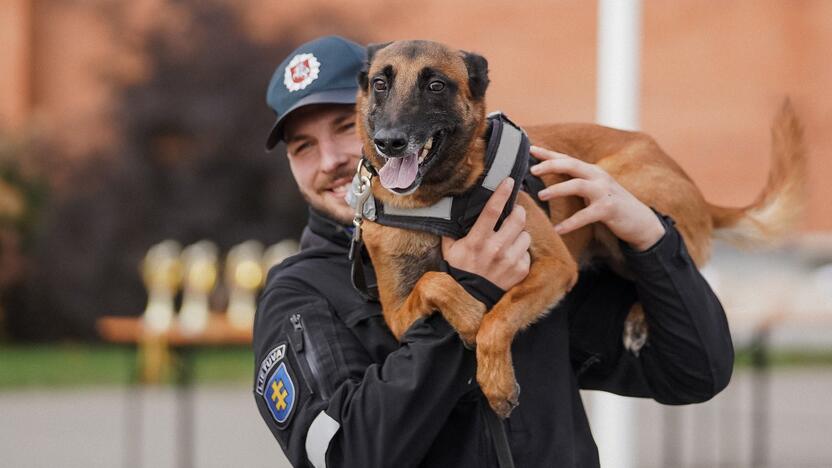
[348,158,375,258]
[351,178,371,239]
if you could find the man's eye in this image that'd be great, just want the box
[291,142,312,155]
[373,79,387,92]
[339,122,356,133]
[428,81,445,92]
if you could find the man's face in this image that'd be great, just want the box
[283,104,362,224]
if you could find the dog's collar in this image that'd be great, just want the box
[352,112,539,239]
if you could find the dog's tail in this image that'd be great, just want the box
[707,99,807,249]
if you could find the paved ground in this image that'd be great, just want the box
[1,368,830,468]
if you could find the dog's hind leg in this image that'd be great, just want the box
[476,192,579,417]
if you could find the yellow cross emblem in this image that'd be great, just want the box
[271,379,288,411]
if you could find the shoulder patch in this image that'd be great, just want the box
[263,361,297,427]
[256,343,287,395]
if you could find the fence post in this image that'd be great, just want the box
[750,329,771,468]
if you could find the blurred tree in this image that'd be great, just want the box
[5,0,363,339]
[0,133,48,341]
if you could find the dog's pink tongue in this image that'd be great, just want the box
[379,154,419,189]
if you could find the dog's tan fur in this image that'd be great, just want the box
[356,40,806,417]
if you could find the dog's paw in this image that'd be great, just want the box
[623,305,649,356]
[476,331,520,418]
[486,382,520,419]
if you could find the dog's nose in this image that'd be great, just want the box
[373,129,408,156]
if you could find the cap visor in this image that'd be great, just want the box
[265,87,358,150]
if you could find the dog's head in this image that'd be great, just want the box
[356,40,490,204]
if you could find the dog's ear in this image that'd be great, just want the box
[462,51,489,100]
[358,42,392,91]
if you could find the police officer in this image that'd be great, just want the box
[253,35,734,468]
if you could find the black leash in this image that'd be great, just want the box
[348,231,379,302]
[482,399,516,468]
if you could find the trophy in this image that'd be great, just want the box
[141,240,183,333]
[226,240,265,330]
[178,240,219,334]
[263,239,300,272]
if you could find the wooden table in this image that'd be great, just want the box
[97,314,252,468]
[97,314,252,346]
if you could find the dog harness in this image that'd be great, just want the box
[350,112,545,235]
[347,112,546,302]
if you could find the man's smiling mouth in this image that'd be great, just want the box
[325,177,352,199]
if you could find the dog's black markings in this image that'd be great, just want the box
[349,112,547,302]
[393,250,443,299]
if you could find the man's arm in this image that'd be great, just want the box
[253,282,477,468]
[528,145,733,403]
[569,212,734,404]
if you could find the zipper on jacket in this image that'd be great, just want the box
[289,313,330,399]
[576,354,602,377]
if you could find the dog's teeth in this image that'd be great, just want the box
[424,137,433,151]
[419,148,428,163]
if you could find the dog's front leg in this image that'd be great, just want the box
[388,271,486,346]
[476,192,579,418]
[362,223,486,345]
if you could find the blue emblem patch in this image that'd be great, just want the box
[263,362,296,425]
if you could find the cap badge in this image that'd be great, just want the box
[284,53,321,92]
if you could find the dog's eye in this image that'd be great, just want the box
[428,81,445,92]
[373,79,387,92]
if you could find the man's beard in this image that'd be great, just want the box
[300,190,352,225]
[302,170,355,225]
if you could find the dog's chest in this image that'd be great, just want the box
[391,247,442,298]
[364,222,442,299]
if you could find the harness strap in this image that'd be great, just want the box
[383,196,453,220]
[482,116,524,191]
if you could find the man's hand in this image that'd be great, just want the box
[529,146,665,251]
[441,178,531,290]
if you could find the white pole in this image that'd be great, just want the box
[591,1,642,468]
[597,0,642,130]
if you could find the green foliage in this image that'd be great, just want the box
[0,134,48,250]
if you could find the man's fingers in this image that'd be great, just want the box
[530,157,600,180]
[530,145,572,161]
[502,230,531,262]
[538,178,599,202]
[554,205,603,235]
[469,178,514,239]
[490,205,526,248]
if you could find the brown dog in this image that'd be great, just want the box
[352,40,805,417]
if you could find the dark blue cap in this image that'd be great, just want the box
[265,36,366,150]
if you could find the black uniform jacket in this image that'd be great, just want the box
[253,209,734,468]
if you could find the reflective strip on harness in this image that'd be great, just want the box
[305,410,341,468]
[382,196,454,220]
[482,122,523,191]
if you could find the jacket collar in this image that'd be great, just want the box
[302,208,353,251]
